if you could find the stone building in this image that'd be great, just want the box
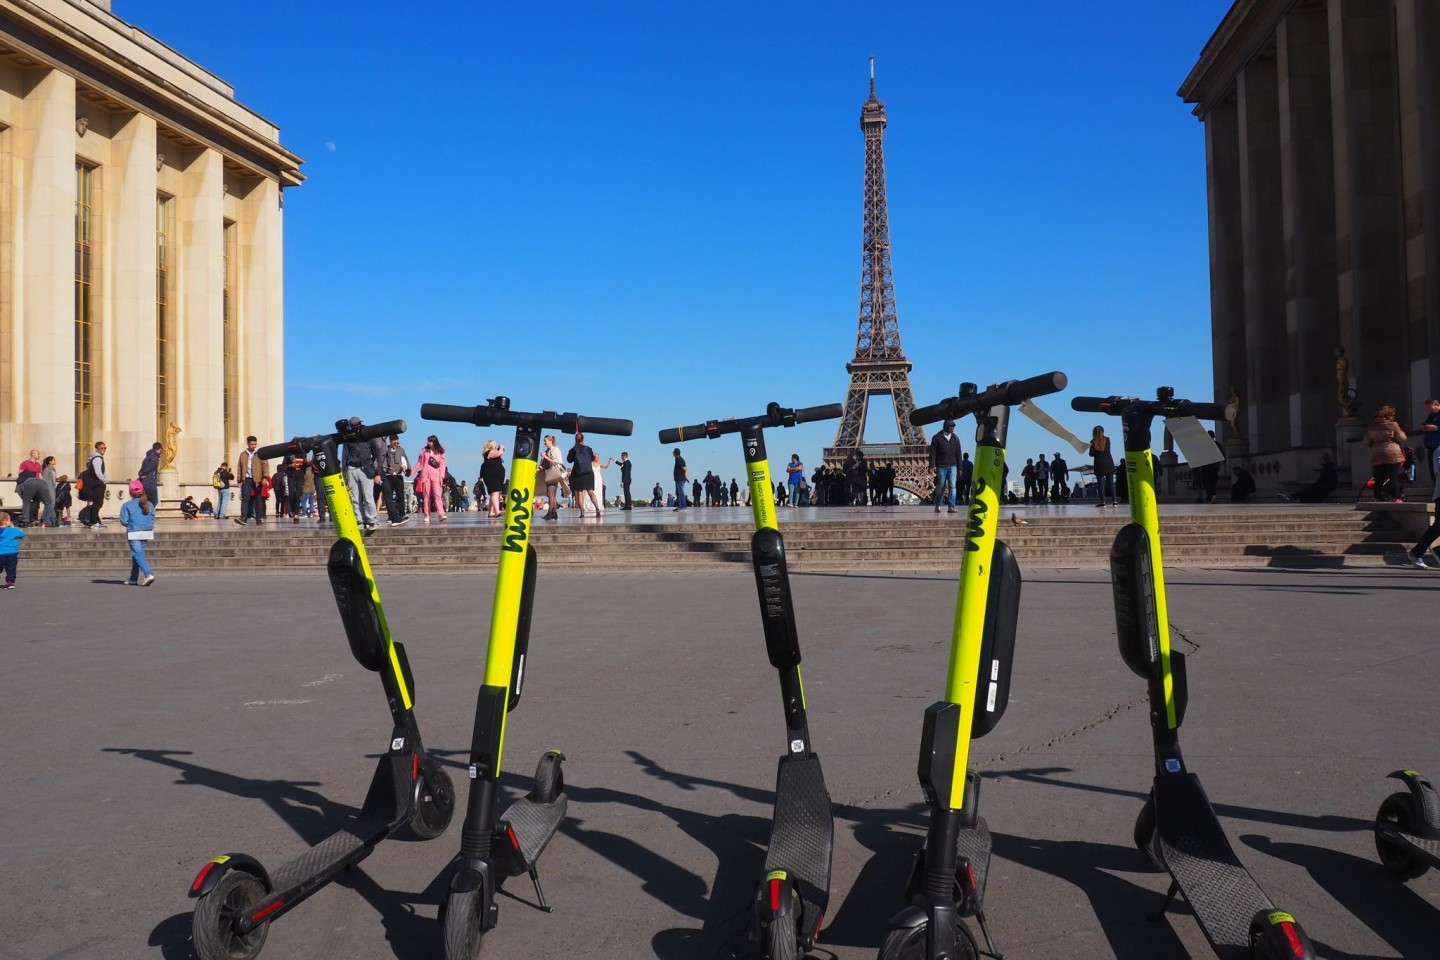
[1180,0,1437,492]
[0,0,301,498]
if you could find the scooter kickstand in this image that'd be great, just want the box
[529,864,553,913]
[974,907,1005,960]
[1148,880,1180,922]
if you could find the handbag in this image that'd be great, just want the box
[541,461,564,485]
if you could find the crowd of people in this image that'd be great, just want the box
[6,398,1440,585]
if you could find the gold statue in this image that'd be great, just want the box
[161,422,181,469]
[1224,387,1242,440]
[1334,346,1361,418]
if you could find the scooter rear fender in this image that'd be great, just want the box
[189,853,271,899]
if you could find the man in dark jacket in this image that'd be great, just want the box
[138,442,162,504]
[929,419,962,513]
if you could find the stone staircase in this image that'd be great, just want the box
[10,505,1421,575]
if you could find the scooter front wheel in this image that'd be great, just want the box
[409,762,456,840]
[877,918,977,960]
[192,870,269,960]
[442,885,487,960]
[1375,792,1429,880]
[1133,797,1164,871]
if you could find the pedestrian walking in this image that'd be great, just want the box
[119,479,157,586]
[1404,448,1440,569]
[1090,426,1118,507]
[0,510,24,588]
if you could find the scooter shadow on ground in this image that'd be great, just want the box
[621,749,934,953]
[556,751,775,959]
[109,746,481,960]
[149,865,451,960]
[1006,766,1372,836]
[989,830,1192,960]
[1239,834,1438,959]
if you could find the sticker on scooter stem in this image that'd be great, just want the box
[790,739,805,754]
[392,737,406,751]
[1165,759,1182,773]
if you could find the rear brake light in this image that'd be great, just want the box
[769,877,782,912]
[506,825,520,850]
[191,862,216,893]
[1281,922,1304,957]
[251,899,284,922]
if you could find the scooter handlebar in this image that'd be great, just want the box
[256,419,407,460]
[1070,396,1129,415]
[1071,395,1226,421]
[793,402,844,425]
[910,371,1067,425]
[659,401,843,444]
[420,401,633,436]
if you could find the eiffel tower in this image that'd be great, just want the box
[824,59,932,498]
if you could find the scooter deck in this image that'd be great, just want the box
[501,792,568,868]
[1154,773,1274,957]
[955,817,992,912]
[1377,826,1440,864]
[269,814,389,892]
[763,754,833,912]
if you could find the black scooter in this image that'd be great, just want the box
[421,397,632,960]
[1071,388,1316,960]
[660,400,842,960]
[188,418,454,960]
[1374,769,1440,879]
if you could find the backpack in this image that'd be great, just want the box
[212,472,223,489]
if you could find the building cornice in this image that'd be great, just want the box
[1177,0,1298,119]
[0,0,304,186]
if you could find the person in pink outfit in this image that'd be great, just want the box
[414,434,448,523]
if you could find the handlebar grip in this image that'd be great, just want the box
[360,419,406,441]
[1070,396,1114,414]
[255,440,298,460]
[909,401,955,427]
[1174,401,1227,421]
[793,403,843,424]
[420,403,479,425]
[658,423,711,444]
[1004,370,1067,404]
[577,416,633,437]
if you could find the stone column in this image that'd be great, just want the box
[10,68,75,468]
[1278,7,1339,452]
[1330,0,1407,413]
[1238,54,1288,456]
[1395,0,1439,408]
[238,176,285,445]
[176,148,225,474]
[103,110,159,480]
[1204,100,1246,445]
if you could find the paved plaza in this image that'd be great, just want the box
[3,564,1437,959]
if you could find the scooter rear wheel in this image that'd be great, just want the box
[876,918,977,960]
[409,763,456,840]
[765,913,800,960]
[192,870,269,960]
[442,886,487,960]
[1375,792,1429,880]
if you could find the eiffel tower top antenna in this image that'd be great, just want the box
[824,59,933,500]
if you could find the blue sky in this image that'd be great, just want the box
[120,1,1234,491]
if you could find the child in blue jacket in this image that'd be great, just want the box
[0,510,25,588]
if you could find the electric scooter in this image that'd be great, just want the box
[188,418,455,960]
[659,400,842,960]
[1374,770,1440,879]
[421,396,632,960]
[1071,388,1316,960]
[879,372,1066,960]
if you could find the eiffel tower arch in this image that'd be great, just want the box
[823,60,933,499]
